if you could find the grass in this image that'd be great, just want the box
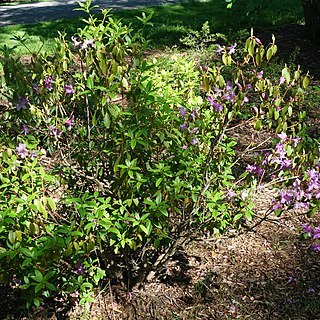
[0,0,304,56]
[0,0,54,6]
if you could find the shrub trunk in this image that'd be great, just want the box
[302,0,320,40]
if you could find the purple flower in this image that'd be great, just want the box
[32,83,39,93]
[227,43,237,55]
[179,123,188,131]
[208,96,223,112]
[182,145,188,150]
[65,84,75,95]
[214,87,223,96]
[293,178,301,188]
[311,243,320,252]
[48,126,62,137]
[74,261,87,275]
[191,137,198,145]
[190,127,199,134]
[287,276,295,285]
[245,84,252,90]
[257,70,264,79]
[307,169,319,181]
[279,158,292,170]
[241,190,248,200]
[292,137,300,147]
[16,97,27,111]
[222,82,236,102]
[246,164,263,176]
[274,142,286,157]
[179,107,186,117]
[277,132,287,141]
[254,37,262,45]
[272,201,282,211]
[226,82,233,92]
[293,202,309,212]
[279,189,294,204]
[16,143,28,159]
[191,108,198,119]
[313,227,320,239]
[71,36,81,49]
[307,288,315,294]
[216,44,224,54]
[44,75,53,91]
[279,77,286,85]
[22,124,29,135]
[227,190,237,198]
[81,39,95,50]
[65,115,75,128]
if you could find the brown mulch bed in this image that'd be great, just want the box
[66,207,320,320]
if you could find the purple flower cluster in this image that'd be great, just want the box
[207,81,240,113]
[272,149,320,214]
[22,124,29,135]
[74,261,87,275]
[45,75,53,91]
[208,96,223,112]
[246,164,264,177]
[302,223,320,252]
[65,84,75,95]
[71,36,95,50]
[178,107,200,149]
[16,97,27,111]
[48,125,62,137]
[268,132,300,170]
[273,175,310,213]
[65,115,75,129]
[16,143,28,159]
[215,43,237,55]
[262,133,320,213]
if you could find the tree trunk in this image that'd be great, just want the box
[302,0,320,40]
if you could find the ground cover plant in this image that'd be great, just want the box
[1,0,320,319]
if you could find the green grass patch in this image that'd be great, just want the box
[0,0,53,6]
[0,0,304,55]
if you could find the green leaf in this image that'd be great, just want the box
[8,231,15,244]
[104,113,111,128]
[254,119,262,131]
[45,282,56,291]
[33,269,43,282]
[108,228,121,237]
[156,178,162,187]
[281,67,290,83]
[46,197,56,211]
[302,76,310,89]
[87,77,94,90]
[130,139,137,149]
[35,283,43,293]
[266,47,273,61]
[33,298,40,307]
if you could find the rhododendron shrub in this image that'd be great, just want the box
[0,0,318,310]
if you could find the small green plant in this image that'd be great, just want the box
[180,21,227,50]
